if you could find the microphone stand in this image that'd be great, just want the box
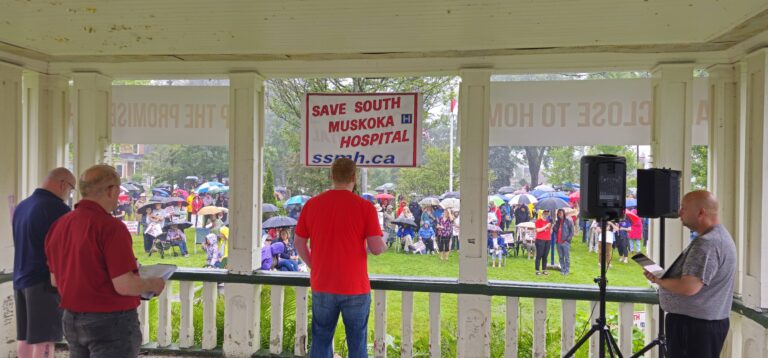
[565,218,623,358]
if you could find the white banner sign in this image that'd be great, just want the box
[489,78,709,146]
[301,93,422,167]
[111,86,229,145]
[123,220,139,234]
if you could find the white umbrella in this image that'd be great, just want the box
[440,198,460,211]
[533,184,555,192]
[507,193,538,205]
[419,197,440,206]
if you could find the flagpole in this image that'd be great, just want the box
[449,112,455,192]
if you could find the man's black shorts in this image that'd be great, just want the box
[15,281,63,343]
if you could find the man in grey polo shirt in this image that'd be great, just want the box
[644,190,736,358]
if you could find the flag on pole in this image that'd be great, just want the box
[450,98,457,113]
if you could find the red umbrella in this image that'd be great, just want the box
[375,193,394,200]
[624,210,641,225]
[174,189,189,197]
[118,194,129,203]
[568,191,580,203]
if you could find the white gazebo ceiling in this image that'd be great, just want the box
[2,0,768,76]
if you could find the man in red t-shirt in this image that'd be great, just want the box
[534,210,552,275]
[45,165,165,358]
[294,158,386,358]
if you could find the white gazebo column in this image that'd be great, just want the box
[706,63,744,358]
[0,62,23,356]
[21,72,70,193]
[741,49,768,312]
[71,72,111,179]
[223,72,264,357]
[646,64,694,357]
[649,63,694,262]
[707,64,746,288]
[456,69,491,358]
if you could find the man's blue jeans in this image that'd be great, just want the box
[63,309,141,358]
[310,292,370,358]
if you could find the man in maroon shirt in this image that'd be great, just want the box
[294,158,386,358]
[45,165,165,358]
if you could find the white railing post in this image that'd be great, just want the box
[179,281,195,348]
[561,299,577,357]
[270,286,285,354]
[618,302,634,355]
[295,286,308,356]
[429,292,441,358]
[138,300,150,345]
[504,297,519,358]
[401,291,414,358]
[533,298,547,358]
[202,281,218,350]
[374,290,388,358]
[157,287,172,347]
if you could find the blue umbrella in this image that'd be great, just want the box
[262,215,298,229]
[285,195,311,206]
[152,188,170,197]
[361,193,376,202]
[494,194,510,202]
[536,191,570,202]
[196,181,224,194]
[262,203,279,213]
[626,198,637,207]
[534,197,570,212]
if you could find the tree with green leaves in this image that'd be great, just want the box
[397,145,460,196]
[265,76,457,195]
[262,164,277,205]
[521,146,549,187]
[488,146,522,193]
[690,145,708,190]
[144,145,229,187]
[544,146,580,186]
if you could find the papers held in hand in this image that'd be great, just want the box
[138,264,177,299]
[631,253,665,278]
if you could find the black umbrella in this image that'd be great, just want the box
[163,197,188,207]
[122,183,141,192]
[391,217,417,228]
[534,197,570,213]
[439,191,460,200]
[497,186,516,195]
[262,203,279,213]
[137,201,163,213]
[163,221,192,231]
[262,216,298,229]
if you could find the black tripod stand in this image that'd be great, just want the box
[631,217,668,358]
[565,219,622,358]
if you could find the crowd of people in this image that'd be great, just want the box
[9,160,737,358]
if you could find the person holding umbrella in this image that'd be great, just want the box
[534,210,552,275]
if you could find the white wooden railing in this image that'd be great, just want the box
[130,268,663,357]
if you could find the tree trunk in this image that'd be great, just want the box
[524,146,549,187]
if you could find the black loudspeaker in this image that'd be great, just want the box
[637,168,681,218]
[580,154,626,220]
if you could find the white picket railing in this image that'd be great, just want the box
[129,268,664,357]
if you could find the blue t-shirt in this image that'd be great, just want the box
[12,189,70,289]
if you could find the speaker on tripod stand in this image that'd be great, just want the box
[565,154,626,358]
[630,168,681,358]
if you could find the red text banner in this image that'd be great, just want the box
[301,93,422,167]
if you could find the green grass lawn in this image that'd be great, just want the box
[134,231,652,357]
